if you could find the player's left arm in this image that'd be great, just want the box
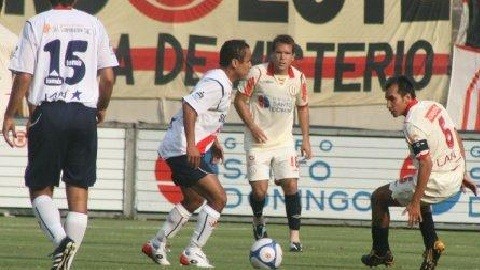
[454,128,478,196]
[296,73,311,159]
[2,72,32,147]
[296,104,311,159]
[404,125,432,227]
[96,67,115,124]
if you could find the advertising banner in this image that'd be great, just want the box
[0,0,451,106]
[136,130,480,223]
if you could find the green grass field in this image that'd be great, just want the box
[0,216,478,270]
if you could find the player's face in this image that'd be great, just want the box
[271,43,294,75]
[235,48,253,79]
[385,84,411,117]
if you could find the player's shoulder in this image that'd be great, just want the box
[200,69,231,88]
[29,9,100,25]
[290,65,305,78]
[248,63,267,76]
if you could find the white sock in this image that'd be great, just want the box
[188,205,220,249]
[31,195,66,247]
[65,211,88,249]
[153,204,191,246]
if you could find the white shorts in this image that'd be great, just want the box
[246,145,300,182]
[389,166,463,206]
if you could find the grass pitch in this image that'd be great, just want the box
[0,216,478,269]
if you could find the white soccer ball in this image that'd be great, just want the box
[249,238,282,269]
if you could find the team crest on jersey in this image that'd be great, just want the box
[258,95,270,108]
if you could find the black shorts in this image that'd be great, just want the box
[25,102,98,189]
[166,155,214,188]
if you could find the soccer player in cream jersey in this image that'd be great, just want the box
[234,34,312,252]
[361,75,477,269]
[2,0,118,269]
[141,40,252,268]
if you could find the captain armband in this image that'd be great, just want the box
[412,139,429,159]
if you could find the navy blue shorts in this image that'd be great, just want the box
[166,155,214,188]
[25,102,98,189]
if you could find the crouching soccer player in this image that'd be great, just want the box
[361,75,477,269]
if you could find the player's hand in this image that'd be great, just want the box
[403,201,422,227]
[96,109,107,124]
[210,142,224,165]
[186,145,201,168]
[461,177,478,196]
[2,117,16,148]
[250,125,267,144]
[301,140,312,159]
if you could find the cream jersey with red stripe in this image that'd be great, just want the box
[403,101,464,198]
[159,69,232,159]
[237,62,308,149]
[9,8,118,108]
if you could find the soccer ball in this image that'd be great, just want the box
[249,238,282,269]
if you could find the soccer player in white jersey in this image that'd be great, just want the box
[1,1,118,269]
[141,40,252,268]
[234,34,312,252]
[361,75,477,269]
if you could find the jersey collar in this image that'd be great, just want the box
[53,5,73,10]
[266,62,295,78]
[403,99,418,116]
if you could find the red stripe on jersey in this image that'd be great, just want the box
[424,104,441,122]
[244,76,256,97]
[197,134,217,154]
[301,75,307,103]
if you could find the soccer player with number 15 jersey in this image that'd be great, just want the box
[2,1,118,269]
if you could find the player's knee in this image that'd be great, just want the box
[209,190,227,212]
[251,188,267,200]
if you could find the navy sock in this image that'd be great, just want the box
[285,191,301,230]
[372,226,390,256]
[249,193,265,218]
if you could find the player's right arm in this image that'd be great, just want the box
[2,72,32,147]
[183,101,200,168]
[234,69,267,144]
[454,128,478,196]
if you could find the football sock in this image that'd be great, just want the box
[372,226,390,256]
[64,211,88,248]
[188,205,220,249]
[249,193,265,218]
[419,209,436,249]
[31,195,66,247]
[285,191,301,230]
[154,204,191,245]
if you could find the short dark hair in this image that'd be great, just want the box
[272,34,296,54]
[385,75,416,99]
[219,40,250,67]
[50,0,75,6]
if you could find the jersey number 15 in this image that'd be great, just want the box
[44,39,87,86]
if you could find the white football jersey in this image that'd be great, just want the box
[9,9,118,108]
[237,62,308,149]
[159,69,233,159]
[403,101,464,198]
